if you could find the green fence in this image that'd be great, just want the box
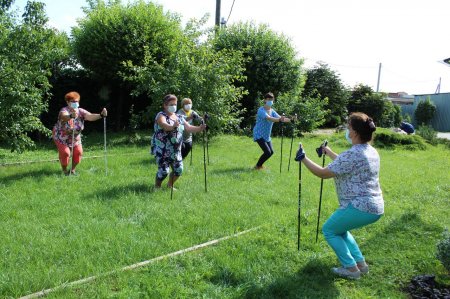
[401,93,450,132]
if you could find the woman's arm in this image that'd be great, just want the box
[302,156,336,179]
[184,120,206,133]
[157,114,179,132]
[85,108,107,121]
[323,146,338,160]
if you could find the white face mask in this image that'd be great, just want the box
[167,105,177,113]
[345,129,352,144]
[184,104,192,111]
[70,102,79,109]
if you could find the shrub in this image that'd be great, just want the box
[414,97,436,126]
[436,229,450,273]
[416,125,438,145]
[373,128,427,150]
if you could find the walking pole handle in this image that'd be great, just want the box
[316,140,328,158]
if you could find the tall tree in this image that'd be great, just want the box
[72,0,184,130]
[303,63,350,127]
[123,16,246,134]
[0,1,69,152]
[213,22,304,128]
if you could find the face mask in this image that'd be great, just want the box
[265,100,273,107]
[345,129,352,144]
[70,102,79,109]
[167,105,177,113]
[184,104,192,111]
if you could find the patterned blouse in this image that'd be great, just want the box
[253,107,280,142]
[151,112,185,161]
[53,107,88,147]
[327,144,384,215]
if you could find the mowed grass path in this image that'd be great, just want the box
[0,133,449,298]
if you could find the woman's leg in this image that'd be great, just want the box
[55,141,70,173]
[168,159,183,187]
[155,156,170,187]
[322,205,381,268]
[71,145,83,172]
[181,141,192,159]
[256,139,274,167]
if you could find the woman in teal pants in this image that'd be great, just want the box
[296,112,384,279]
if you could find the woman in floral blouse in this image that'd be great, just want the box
[296,112,383,280]
[151,94,206,189]
[53,91,107,175]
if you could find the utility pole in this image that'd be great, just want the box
[376,62,382,92]
[215,0,221,27]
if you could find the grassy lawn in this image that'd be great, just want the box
[0,132,449,298]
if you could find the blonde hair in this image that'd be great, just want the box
[181,98,192,106]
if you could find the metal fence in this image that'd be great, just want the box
[400,93,450,132]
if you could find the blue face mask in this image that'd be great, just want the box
[345,129,352,144]
[265,100,273,107]
[70,102,79,109]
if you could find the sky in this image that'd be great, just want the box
[12,0,450,95]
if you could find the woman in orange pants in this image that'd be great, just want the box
[53,91,107,175]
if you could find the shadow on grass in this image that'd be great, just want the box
[210,166,252,175]
[88,182,153,201]
[244,259,339,299]
[0,168,57,185]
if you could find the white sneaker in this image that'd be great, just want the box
[331,267,361,280]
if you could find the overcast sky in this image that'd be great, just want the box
[13,0,450,95]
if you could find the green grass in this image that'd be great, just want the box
[0,132,449,298]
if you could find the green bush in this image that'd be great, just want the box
[373,128,427,150]
[416,125,438,145]
[436,229,450,273]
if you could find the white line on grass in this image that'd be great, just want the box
[19,226,260,299]
[1,152,145,167]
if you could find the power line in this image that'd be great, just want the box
[226,0,236,23]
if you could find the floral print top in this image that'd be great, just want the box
[327,144,384,215]
[53,107,88,147]
[151,111,185,161]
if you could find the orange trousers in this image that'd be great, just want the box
[54,140,83,169]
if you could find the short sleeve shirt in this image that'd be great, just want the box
[151,112,185,161]
[253,107,280,142]
[53,107,88,146]
[327,144,384,215]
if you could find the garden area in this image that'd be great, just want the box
[1,131,449,298]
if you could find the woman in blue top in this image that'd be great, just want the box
[151,94,206,189]
[253,92,291,170]
[296,112,384,280]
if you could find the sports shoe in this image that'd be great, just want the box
[254,165,266,170]
[358,264,369,275]
[331,267,361,280]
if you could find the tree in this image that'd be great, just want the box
[0,1,70,152]
[72,0,184,130]
[348,84,391,126]
[123,16,246,134]
[414,97,436,126]
[303,63,350,127]
[213,22,305,128]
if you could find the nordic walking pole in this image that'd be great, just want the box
[294,142,305,250]
[280,113,285,173]
[204,113,210,165]
[288,113,297,172]
[315,140,328,243]
[190,138,193,166]
[202,119,207,192]
[103,116,107,176]
[69,125,75,176]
